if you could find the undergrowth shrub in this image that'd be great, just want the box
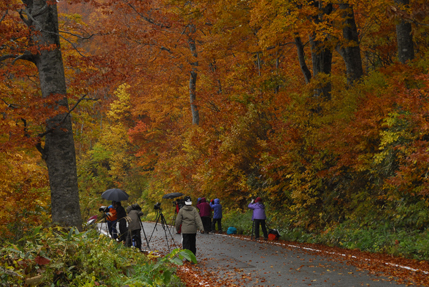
[0,225,193,286]
[222,209,253,234]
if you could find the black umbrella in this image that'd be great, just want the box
[102,188,129,202]
[162,192,184,199]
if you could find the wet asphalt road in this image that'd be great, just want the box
[130,221,407,287]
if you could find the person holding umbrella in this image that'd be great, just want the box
[101,189,129,240]
[106,201,118,240]
[115,201,127,243]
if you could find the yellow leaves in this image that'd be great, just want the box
[108,84,131,121]
[0,150,50,237]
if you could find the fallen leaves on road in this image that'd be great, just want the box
[176,233,429,286]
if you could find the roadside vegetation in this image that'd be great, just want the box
[222,208,429,261]
[0,224,194,286]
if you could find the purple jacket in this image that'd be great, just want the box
[196,198,211,217]
[248,202,266,220]
[209,198,222,219]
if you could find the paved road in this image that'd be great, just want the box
[131,221,407,287]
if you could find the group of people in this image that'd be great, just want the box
[103,195,268,257]
[174,195,268,257]
[173,196,223,256]
[196,197,223,234]
[105,201,145,250]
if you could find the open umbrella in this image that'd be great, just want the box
[162,192,184,199]
[102,188,129,202]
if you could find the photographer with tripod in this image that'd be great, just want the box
[125,204,145,250]
[175,196,204,257]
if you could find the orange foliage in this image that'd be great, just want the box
[2,0,429,232]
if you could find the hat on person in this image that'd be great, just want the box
[255,197,262,203]
[184,196,192,205]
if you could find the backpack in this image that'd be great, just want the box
[227,227,237,234]
[268,229,280,241]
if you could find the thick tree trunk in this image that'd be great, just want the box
[309,2,333,99]
[188,24,199,125]
[394,0,414,63]
[337,3,363,85]
[30,0,82,229]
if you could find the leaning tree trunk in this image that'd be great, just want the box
[188,24,199,125]
[30,0,82,229]
[295,37,312,84]
[337,3,363,85]
[394,0,414,63]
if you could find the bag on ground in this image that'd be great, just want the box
[268,229,280,240]
[227,227,237,234]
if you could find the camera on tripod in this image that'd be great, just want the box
[154,202,161,210]
[99,206,109,213]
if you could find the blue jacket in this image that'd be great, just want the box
[210,198,222,219]
[248,202,266,220]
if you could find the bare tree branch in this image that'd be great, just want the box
[38,94,88,139]
[0,9,8,24]
[0,52,35,63]
[125,1,171,28]
[40,29,87,57]
[59,30,95,40]
[18,9,31,26]
[1,98,19,109]
[58,34,86,57]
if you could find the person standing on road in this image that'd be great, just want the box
[115,201,127,243]
[175,196,204,256]
[106,202,118,240]
[126,204,144,250]
[248,197,268,240]
[196,197,212,234]
[210,198,222,233]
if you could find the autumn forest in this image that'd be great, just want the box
[1,0,429,258]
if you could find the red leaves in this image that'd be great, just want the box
[35,256,50,266]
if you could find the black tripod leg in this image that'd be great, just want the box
[140,220,150,250]
[159,214,171,252]
[251,220,255,240]
[148,213,161,243]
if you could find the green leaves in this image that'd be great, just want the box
[1,226,182,286]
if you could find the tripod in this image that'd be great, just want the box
[138,214,150,250]
[148,207,177,252]
[251,220,255,240]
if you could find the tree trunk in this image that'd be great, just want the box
[337,3,363,85]
[309,2,333,99]
[188,24,199,125]
[394,0,414,63]
[30,0,82,229]
[295,37,312,84]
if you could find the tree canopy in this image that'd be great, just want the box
[1,0,429,234]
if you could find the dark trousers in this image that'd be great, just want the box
[118,219,127,242]
[201,216,211,233]
[254,219,268,239]
[126,229,142,250]
[182,233,197,255]
[107,220,117,239]
[211,218,222,232]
